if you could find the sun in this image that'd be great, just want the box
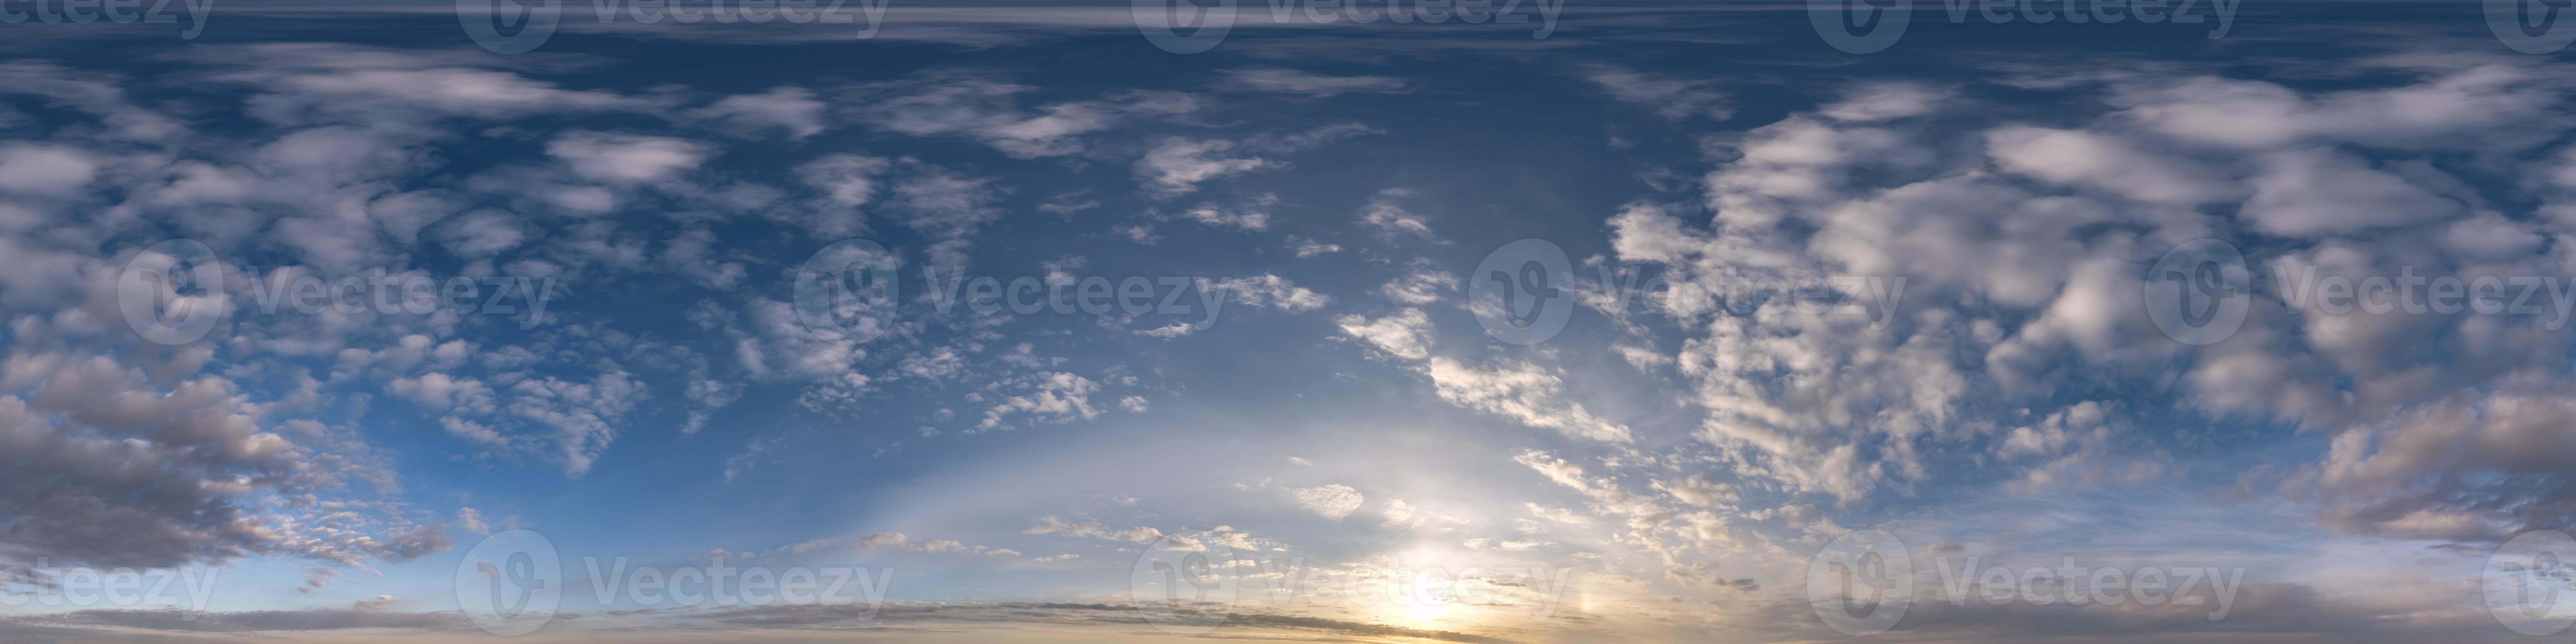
[1396,598,1454,629]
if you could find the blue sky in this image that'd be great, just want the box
[3,0,2576,642]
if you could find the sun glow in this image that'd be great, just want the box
[1396,599,1454,628]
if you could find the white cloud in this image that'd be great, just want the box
[1287,236,1342,257]
[388,373,496,415]
[790,153,892,238]
[1220,68,1410,97]
[1383,498,1467,530]
[1819,81,1947,122]
[1984,126,2233,205]
[1288,484,1365,520]
[978,372,1103,430]
[0,144,98,195]
[1207,274,1330,311]
[1381,269,1457,304]
[845,68,1197,158]
[1336,308,1434,360]
[1426,358,1633,443]
[2241,147,2461,236]
[503,369,645,477]
[1525,503,1594,527]
[1579,63,1731,121]
[690,86,829,138]
[1358,189,1438,240]
[1136,137,1281,197]
[546,131,712,184]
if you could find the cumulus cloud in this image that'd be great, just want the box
[1288,484,1365,520]
[0,353,427,569]
[978,372,1104,430]
[2240,147,2462,236]
[546,131,712,185]
[0,144,99,195]
[689,86,830,139]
